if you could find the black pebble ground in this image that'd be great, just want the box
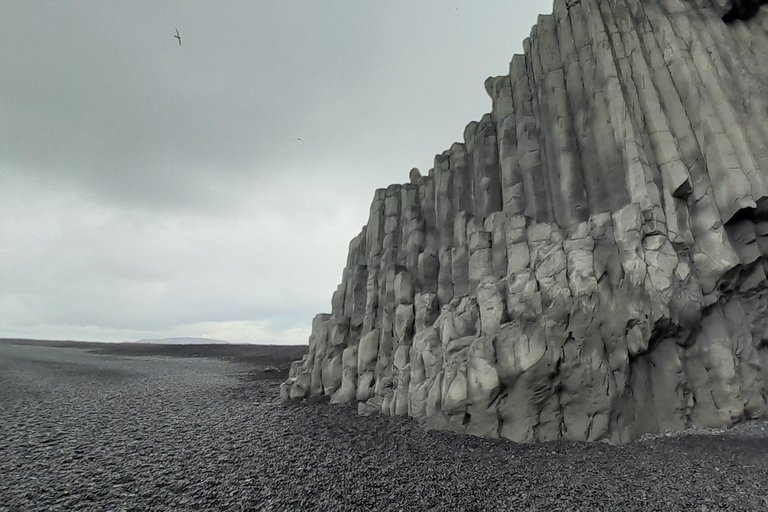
[1,338,767,512]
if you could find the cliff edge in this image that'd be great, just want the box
[281,0,768,444]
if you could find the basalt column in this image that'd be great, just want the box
[282,0,768,443]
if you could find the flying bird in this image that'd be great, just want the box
[174,28,182,46]
[296,138,304,142]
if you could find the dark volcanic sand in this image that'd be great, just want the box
[1,339,767,512]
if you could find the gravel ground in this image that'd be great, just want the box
[1,340,767,512]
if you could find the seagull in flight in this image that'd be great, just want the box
[174,28,182,46]
[296,137,304,142]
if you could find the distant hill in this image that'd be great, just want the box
[132,337,230,345]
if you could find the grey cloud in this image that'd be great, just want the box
[0,0,544,342]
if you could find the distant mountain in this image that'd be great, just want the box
[132,337,230,345]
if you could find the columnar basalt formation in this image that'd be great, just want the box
[281,0,768,443]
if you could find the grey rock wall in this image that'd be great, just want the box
[281,0,768,443]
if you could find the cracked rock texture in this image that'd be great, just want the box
[284,0,768,443]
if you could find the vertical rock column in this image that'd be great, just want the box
[284,0,768,444]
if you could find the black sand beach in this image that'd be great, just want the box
[1,338,767,511]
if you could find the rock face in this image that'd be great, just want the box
[282,0,768,443]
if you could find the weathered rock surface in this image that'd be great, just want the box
[284,0,768,443]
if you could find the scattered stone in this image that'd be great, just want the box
[3,340,768,511]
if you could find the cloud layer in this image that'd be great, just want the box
[0,0,544,343]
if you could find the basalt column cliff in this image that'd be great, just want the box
[281,0,768,443]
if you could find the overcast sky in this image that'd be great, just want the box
[0,1,546,344]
